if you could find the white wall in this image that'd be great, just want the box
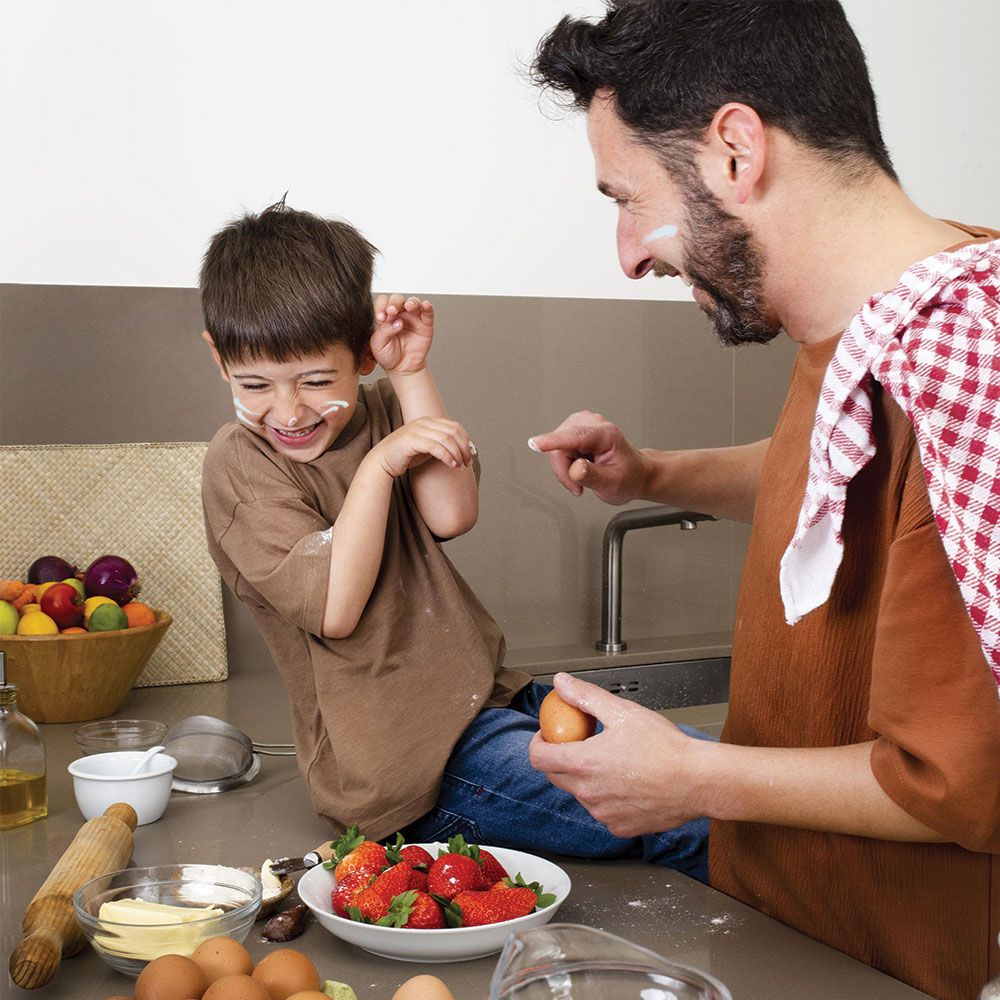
[1,0,997,299]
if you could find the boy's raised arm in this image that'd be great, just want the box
[371,295,479,538]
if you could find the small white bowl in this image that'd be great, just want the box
[68,750,177,825]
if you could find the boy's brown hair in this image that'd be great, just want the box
[200,197,378,367]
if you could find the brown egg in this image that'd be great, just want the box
[539,690,597,743]
[134,953,209,1000]
[250,948,320,1000]
[191,936,254,983]
[392,974,456,1000]
[202,974,271,1000]
[285,993,331,1000]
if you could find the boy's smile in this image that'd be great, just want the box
[211,341,375,463]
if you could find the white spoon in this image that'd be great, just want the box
[128,745,166,775]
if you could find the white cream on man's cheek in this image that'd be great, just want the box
[641,223,679,245]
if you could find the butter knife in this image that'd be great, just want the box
[268,843,333,876]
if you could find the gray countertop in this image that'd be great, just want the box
[2,652,932,1000]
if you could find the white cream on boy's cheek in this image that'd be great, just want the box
[319,400,349,415]
[233,397,263,426]
[641,223,678,245]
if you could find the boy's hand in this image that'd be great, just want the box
[371,416,476,479]
[371,293,434,375]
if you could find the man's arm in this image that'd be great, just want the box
[528,411,768,523]
[529,674,946,842]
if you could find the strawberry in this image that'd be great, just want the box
[330,824,387,882]
[385,834,432,891]
[446,885,538,927]
[400,844,434,869]
[330,868,371,918]
[441,833,508,883]
[383,889,445,929]
[426,853,487,900]
[348,862,420,923]
[476,848,509,884]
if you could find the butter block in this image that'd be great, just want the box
[94,897,225,960]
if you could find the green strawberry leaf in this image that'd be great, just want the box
[345,905,371,924]
[384,832,406,865]
[442,900,464,928]
[330,824,365,866]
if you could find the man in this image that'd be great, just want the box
[525,3,1000,998]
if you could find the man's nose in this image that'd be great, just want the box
[617,216,656,280]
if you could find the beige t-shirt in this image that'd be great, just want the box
[202,378,529,839]
[710,330,1000,1000]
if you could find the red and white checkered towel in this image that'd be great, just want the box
[779,237,1000,687]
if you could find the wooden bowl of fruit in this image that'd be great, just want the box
[0,554,171,723]
[0,610,172,723]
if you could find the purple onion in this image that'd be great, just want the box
[83,555,141,605]
[27,555,78,585]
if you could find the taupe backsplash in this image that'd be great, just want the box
[0,283,797,673]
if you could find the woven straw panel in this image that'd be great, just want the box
[0,442,227,686]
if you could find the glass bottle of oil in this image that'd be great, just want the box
[0,652,47,830]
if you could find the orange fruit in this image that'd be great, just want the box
[60,626,87,634]
[122,601,156,628]
[17,611,59,635]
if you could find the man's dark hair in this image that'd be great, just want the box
[531,0,896,182]
[200,197,378,368]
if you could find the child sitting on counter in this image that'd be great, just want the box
[198,198,712,879]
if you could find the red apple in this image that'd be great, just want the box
[40,582,84,629]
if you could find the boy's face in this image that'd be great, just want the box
[208,338,375,463]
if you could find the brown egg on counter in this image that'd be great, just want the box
[538,689,597,743]
[285,993,331,1000]
[191,936,255,983]
[134,953,209,1000]
[202,973,271,1000]
[250,947,320,1000]
[391,974,456,1000]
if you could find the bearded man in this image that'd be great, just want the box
[526,4,1000,998]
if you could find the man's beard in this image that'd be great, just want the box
[658,174,781,348]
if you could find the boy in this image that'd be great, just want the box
[199,199,709,878]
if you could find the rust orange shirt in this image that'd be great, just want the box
[710,332,1000,1000]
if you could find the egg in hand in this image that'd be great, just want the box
[539,689,597,743]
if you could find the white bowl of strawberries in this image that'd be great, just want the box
[296,833,571,963]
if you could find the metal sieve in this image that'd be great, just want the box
[163,714,295,794]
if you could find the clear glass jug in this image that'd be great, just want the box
[490,923,732,1000]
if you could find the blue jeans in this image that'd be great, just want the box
[402,682,714,883]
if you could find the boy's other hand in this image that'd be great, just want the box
[372,293,434,375]
[372,416,476,479]
[528,411,644,505]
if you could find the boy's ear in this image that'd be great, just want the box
[202,331,231,382]
[358,343,377,376]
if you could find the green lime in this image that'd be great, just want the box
[0,599,18,635]
[87,602,128,632]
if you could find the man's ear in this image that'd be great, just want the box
[359,342,377,376]
[202,331,231,382]
[704,102,766,206]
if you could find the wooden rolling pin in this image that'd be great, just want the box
[9,801,137,990]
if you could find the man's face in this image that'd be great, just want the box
[586,94,780,346]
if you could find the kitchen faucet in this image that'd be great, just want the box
[596,506,717,652]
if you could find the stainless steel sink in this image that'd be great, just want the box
[536,656,730,712]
